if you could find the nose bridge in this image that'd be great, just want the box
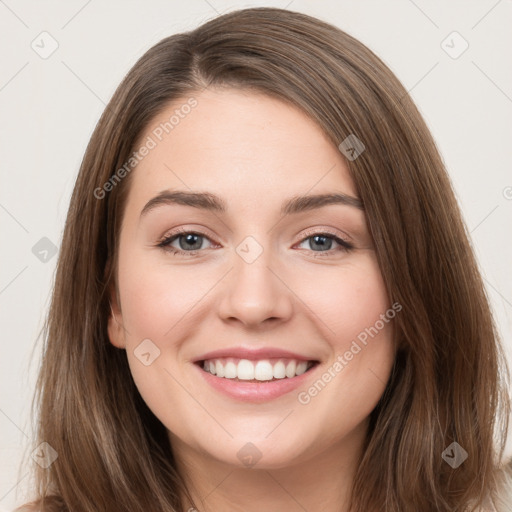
[217,233,293,326]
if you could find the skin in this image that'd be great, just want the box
[108,88,396,512]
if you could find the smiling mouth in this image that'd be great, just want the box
[196,357,320,383]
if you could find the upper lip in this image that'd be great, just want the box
[193,347,319,363]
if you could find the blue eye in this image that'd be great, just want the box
[157,229,353,257]
[157,230,213,255]
[296,233,353,253]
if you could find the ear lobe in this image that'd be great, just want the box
[107,286,126,349]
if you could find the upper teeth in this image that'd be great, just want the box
[202,358,314,381]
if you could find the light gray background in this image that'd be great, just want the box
[1,1,511,509]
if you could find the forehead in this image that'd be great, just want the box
[126,88,357,211]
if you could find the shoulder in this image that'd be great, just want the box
[12,504,40,512]
[13,494,66,512]
[482,459,512,512]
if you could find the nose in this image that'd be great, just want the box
[217,241,294,328]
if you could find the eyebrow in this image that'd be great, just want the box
[140,189,364,219]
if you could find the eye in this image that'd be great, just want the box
[156,228,354,257]
[295,230,353,255]
[157,228,215,256]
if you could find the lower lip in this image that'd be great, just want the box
[194,362,320,403]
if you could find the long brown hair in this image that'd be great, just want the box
[17,7,510,511]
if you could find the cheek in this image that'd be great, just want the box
[291,253,391,346]
[117,247,213,340]
[295,255,396,419]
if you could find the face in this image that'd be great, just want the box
[108,88,396,470]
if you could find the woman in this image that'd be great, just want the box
[17,7,512,512]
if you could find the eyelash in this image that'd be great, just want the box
[156,227,354,257]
